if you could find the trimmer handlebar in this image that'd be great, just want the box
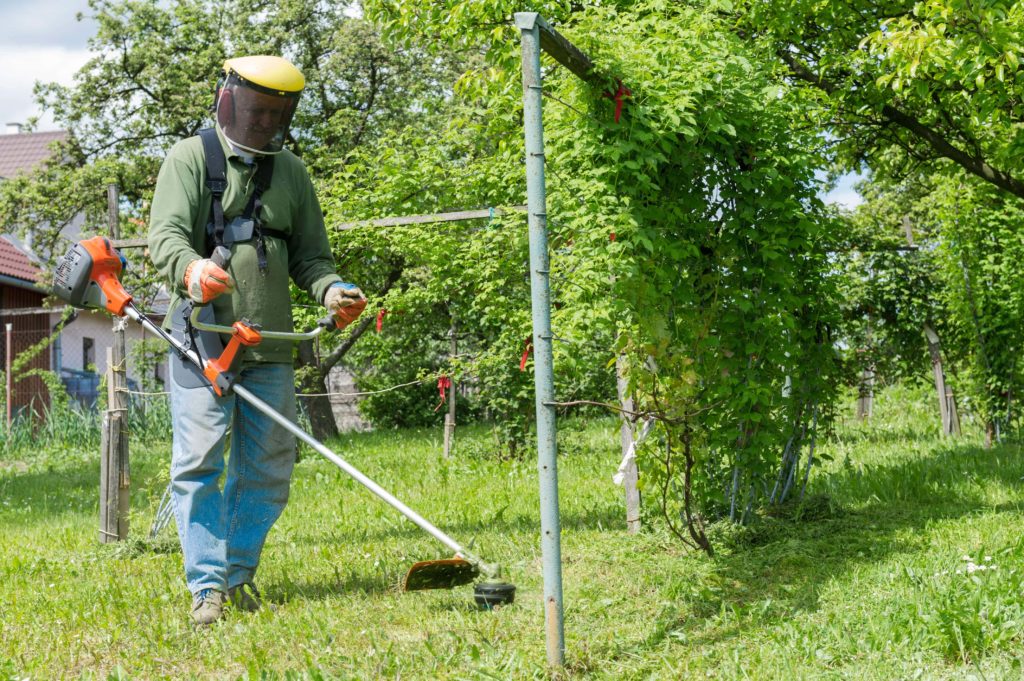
[202,245,337,333]
[211,245,232,269]
[188,306,334,340]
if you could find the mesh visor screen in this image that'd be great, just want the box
[216,73,299,154]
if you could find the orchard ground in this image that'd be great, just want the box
[3,384,1024,679]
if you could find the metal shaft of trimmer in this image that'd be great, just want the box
[123,305,478,565]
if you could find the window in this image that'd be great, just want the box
[83,337,95,371]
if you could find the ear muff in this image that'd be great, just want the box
[216,88,235,126]
[210,74,224,114]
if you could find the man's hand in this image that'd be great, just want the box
[324,282,367,330]
[184,258,234,304]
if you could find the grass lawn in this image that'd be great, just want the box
[3,385,1024,679]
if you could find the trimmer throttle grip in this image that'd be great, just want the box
[212,245,232,269]
[318,315,337,331]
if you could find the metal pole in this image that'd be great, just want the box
[5,323,12,432]
[516,11,565,667]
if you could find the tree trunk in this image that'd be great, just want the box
[905,219,961,437]
[923,324,961,436]
[856,366,874,420]
[296,339,338,442]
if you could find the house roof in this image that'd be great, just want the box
[0,130,68,179]
[0,235,42,284]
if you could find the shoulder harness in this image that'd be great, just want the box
[198,127,290,272]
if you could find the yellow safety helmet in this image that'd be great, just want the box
[215,55,305,155]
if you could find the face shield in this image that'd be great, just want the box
[216,69,302,155]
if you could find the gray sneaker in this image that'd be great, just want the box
[190,589,226,626]
[228,583,265,612]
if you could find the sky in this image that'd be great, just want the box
[0,0,864,209]
[822,172,864,210]
[0,0,94,131]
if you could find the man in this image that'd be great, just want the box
[148,55,365,625]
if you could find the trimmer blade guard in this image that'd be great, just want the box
[403,557,479,591]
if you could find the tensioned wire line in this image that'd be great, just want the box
[292,375,437,398]
[116,375,438,400]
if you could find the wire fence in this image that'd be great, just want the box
[0,311,467,453]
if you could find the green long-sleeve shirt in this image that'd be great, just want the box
[148,127,341,363]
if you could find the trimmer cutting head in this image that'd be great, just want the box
[403,557,517,609]
[473,580,517,608]
[403,557,479,591]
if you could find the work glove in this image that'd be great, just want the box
[324,281,367,330]
[183,258,234,304]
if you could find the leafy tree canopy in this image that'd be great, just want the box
[733,0,1024,198]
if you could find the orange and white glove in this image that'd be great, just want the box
[324,282,367,330]
[183,258,234,304]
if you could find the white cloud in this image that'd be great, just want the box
[0,46,91,131]
[0,0,94,131]
[0,0,93,48]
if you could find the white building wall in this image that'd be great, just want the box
[326,365,370,432]
[56,309,168,387]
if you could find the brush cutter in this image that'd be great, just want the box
[53,236,515,603]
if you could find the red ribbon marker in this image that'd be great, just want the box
[519,337,533,371]
[434,375,452,412]
[376,308,388,333]
[602,80,631,124]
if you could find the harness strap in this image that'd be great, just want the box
[199,127,283,271]
[250,156,275,273]
[199,128,227,252]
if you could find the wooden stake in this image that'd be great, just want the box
[856,366,875,420]
[100,347,130,542]
[616,354,641,533]
[99,184,130,543]
[443,322,457,458]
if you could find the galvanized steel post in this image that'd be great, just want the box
[515,11,565,667]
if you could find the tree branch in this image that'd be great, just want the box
[779,51,1024,199]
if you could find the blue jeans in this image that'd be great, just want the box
[169,361,297,595]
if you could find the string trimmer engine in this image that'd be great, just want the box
[52,235,132,315]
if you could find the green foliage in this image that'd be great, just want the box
[862,1,1024,172]
[929,176,1024,435]
[356,0,847,543]
[846,168,1024,439]
[314,58,615,451]
[735,0,1024,198]
[544,3,841,546]
[833,177,948,387]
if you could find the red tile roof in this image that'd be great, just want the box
[0,236,41,284]
[0,130,68,179]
